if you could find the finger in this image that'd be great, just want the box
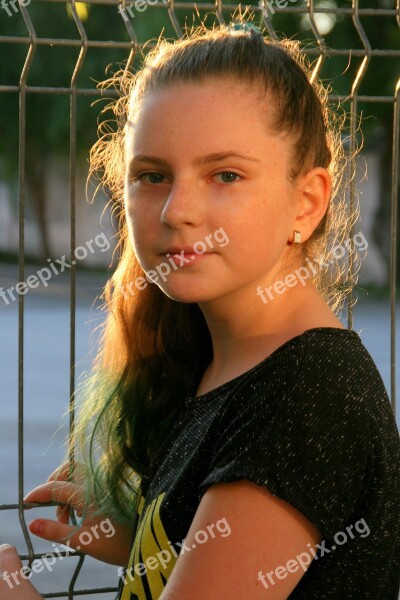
[28,519,78,545]
[0,545,44,598]
[56,503,71,525]
[47,462,71,482]
[28,519,85,550]
[47,461,86,485]
[23,481,83,512]
[0,544,22,573]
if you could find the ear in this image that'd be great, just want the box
[291,167,331,241]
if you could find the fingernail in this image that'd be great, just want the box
[29,520,44,534]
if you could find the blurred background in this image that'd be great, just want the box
[0,0,399,598]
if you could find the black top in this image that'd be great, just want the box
[118,327,400,600]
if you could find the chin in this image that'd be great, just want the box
[156,282,217,304]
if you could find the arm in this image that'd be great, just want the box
[159,479,323,600]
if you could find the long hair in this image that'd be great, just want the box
[71,17,360,524]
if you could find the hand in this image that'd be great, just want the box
[23,462,133,566]
[0,545,44,599]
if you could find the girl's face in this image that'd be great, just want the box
[124,78,300,305]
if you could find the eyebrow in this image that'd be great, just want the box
[128,151,261,168]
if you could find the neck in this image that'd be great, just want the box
[196,280,339,390]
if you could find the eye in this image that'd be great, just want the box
[131,172,169,185]
[214,171,242,184]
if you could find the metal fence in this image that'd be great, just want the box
[0,1,399,598]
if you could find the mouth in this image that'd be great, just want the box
[160,247,213,266]
[162,246,198,255]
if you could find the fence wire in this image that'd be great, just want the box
[0,0,399,598]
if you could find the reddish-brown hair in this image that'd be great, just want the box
[73,18,359,523]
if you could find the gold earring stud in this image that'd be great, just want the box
[288,230,301,245]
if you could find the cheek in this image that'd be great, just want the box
[125,219,163,277]
[125,196,158,243]
[124,205,144,259]
[223,200,290,270]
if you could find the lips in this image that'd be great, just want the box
[162,246,199,255]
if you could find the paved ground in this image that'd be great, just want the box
[0,263,399,599]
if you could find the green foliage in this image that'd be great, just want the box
[0,1,168,178]
[0,0,398,180]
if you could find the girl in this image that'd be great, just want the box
[2,18,399,600]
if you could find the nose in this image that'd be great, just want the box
[160,180,203,228]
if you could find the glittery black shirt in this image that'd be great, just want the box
[119,327,400,600]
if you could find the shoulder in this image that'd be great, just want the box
[208,327,392,468]
[282,327,391,428]
[217,328,384,416]
[235,327,388,411]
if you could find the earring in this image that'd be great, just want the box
[288,230,301,245]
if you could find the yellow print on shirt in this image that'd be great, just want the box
[121,492,178,600]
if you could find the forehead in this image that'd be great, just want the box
[133,77,266,113]
[126,78,276,149]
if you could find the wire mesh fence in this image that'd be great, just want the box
[0,0,399,598]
